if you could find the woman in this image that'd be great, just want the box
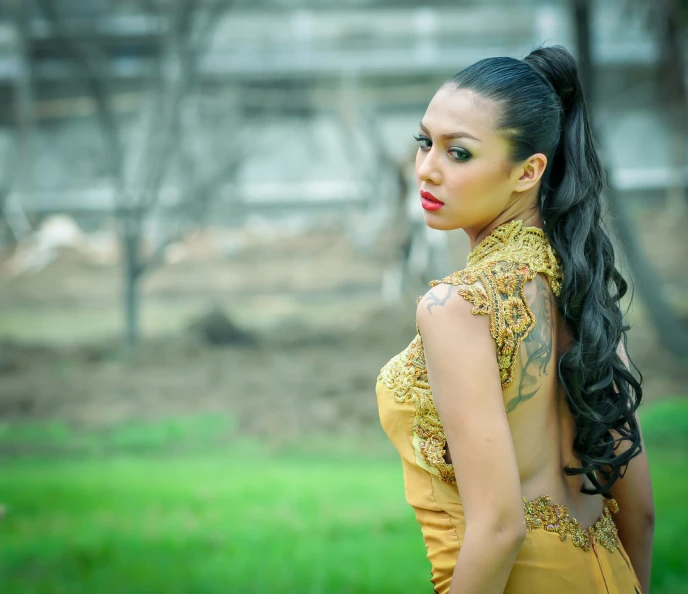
[375,45,654,594]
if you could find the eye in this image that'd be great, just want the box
[413,134,431,150]
[449,148,471,162]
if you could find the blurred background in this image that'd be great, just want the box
[0,0,686,592]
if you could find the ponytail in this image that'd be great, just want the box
[526,47,643,497]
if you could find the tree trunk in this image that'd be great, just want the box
[122,220,142,347]
[659,0,688,218]
[573,0,594,100]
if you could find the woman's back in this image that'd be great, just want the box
[436,271,607,528]
[502,272,605,530]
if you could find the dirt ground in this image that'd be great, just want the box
[1,215,687,448]
[0,223,415,443]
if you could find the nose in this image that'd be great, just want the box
[416,148,442,186]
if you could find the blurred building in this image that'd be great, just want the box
[0,0,683,245]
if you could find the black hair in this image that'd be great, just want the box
[446,44,643,498]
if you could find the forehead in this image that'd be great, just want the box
[422,85,499,139]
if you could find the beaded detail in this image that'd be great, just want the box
[377,220,564,484]
[431,220,563,388]
[378,334,455,483]
[523,495,620,553]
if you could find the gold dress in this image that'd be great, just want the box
[375,220,643,594]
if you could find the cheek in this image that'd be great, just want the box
[445,161,505,199]
[441,165,512,227]
[446,158,508,196]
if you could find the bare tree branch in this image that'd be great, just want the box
[36,0,125,190]
[35,0,240,346]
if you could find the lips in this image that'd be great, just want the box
[420,190,445,211]
[420,190,443,204]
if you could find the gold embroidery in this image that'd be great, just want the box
[377,220,564,485]
[465,220,563,293]
[434,262,538,387]
[378,335,455,482]
[523,495,620,553]
[430,221,563,388]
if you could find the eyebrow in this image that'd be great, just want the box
[419,121,482,142]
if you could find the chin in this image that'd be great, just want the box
[423,213,460,231]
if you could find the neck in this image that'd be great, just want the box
[466,204,543,250]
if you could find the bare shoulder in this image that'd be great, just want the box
[417,282,467,317]
[416,280,486,325]
[415,281,495,363]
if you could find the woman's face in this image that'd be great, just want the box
[415,85,528,232]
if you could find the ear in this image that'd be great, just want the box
[513,153,548,194]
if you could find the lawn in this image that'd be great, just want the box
[1,398,686,594]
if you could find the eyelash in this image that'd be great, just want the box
[413,134,471,162]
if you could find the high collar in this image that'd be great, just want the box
[466,220,564,295]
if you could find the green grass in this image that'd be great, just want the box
[0,399,686,594]
[640,398,688,594]
[0,454,430,594]
[0,414,239,456]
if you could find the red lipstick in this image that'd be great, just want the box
[420,190,444,211]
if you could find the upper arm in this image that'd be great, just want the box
[416,282,525,535]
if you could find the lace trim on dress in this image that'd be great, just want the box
[523,495,620,553]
